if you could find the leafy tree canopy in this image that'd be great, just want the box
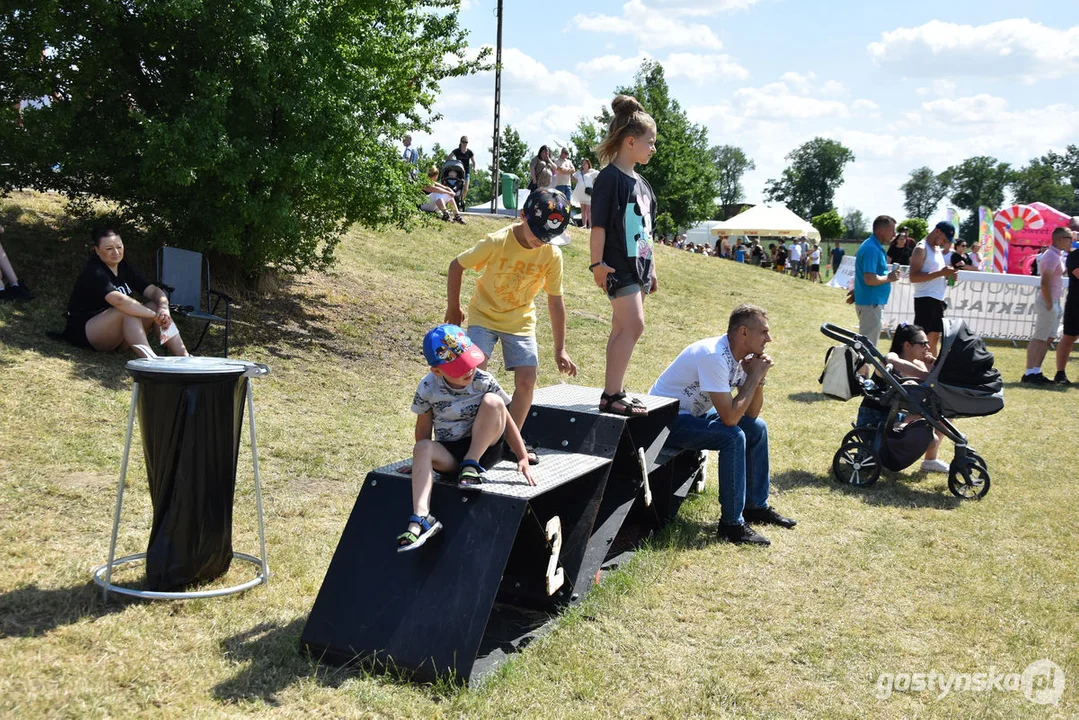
[0,0,484,278]
[710,144,755,212]
[900,218,929,241]
[1010,149,1078,210]
[811,208,845,241]
[900,166,952,220]
[944,156,1011,243]
[763,138,854,219]
[572,60,717,229]
[491,124,530,183]
[842,207,867,239]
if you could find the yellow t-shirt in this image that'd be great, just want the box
[456,224,564,336]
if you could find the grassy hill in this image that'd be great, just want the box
[0,191,1076,718]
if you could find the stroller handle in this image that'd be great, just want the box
[821,322,873,348]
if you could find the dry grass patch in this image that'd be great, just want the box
[1,192,1076,718]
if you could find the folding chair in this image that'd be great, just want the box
[155,247,233,356]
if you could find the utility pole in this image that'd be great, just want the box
[489,0,503,214]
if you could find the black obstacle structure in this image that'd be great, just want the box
[300,384,706,684]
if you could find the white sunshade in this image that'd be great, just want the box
[711,205,821,241]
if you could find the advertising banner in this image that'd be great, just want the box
[883,271,1068,342]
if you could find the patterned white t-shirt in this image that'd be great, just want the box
[411,369,511,442]
[649,335,747,417]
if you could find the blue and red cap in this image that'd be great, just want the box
[422,324,485,377]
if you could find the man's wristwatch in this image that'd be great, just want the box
[588,261,606,272]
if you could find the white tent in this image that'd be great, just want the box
[684,220,723,247]
[711,205,820,241]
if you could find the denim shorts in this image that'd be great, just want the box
[466,325,539,369]
[606,270,646,299]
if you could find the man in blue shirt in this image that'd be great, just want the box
[829,240,845,277]
[854,215,900,346]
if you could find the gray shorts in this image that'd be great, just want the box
[467,325,539,369]
[855,304,884,347]
[1031,298,1063,341]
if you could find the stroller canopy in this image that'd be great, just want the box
[925,319,1004,418]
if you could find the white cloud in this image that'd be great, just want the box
[573,0,725,50]
[466,45,591,98]
[576,51,748,83]
[647,0,762,14]
[851,98,880,113]
[733,81,849,120]
[576,53,651,76]
[868,19,1079,82]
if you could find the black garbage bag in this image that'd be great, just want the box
[131,367,248,591]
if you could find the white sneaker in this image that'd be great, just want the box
[920,458,950,473]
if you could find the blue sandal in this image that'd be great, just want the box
[458,459,487,489]
[396,514,443,553]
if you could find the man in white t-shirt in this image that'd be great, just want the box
[788,239,803,278]
[650,304,795,546]
[1022,227,1073,385]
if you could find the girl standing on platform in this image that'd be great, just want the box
[588,95,657,416]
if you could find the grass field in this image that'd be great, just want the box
[1,191,1076,718]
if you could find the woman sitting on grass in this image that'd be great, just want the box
[855,322,949,473]
[420,167,466,224]
[61,229,189,358]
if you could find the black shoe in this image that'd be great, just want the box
[1053,371,1072,386]
[718,522,770,546]
[1020,372,1052,385]
[5,283,32,301]
[743,505,797,528]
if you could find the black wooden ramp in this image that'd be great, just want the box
[300,448,611,684]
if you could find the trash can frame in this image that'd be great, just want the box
[91,363,270,602]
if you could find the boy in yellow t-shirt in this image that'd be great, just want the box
[446,189,578,442]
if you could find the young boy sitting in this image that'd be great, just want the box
[445,188,578,447]
[398,324,536,553]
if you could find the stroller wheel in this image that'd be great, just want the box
[842,427,875,447]
[832,441,881,487]
[948,462,990,500]
[967,450,987,472]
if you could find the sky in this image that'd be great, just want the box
[410,0,1079,226]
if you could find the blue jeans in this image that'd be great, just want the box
[667,411,770,526]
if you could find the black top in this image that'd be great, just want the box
[951,252,973,268]
[591,164,657,285]
[449,147,474,171]
[887,242,912,266]
[1067,249,1079,304]
[831,246,845,267]
[66,255,150,318]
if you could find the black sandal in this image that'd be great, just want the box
[525,445,540,465]
[600,391,649,417]
[457,459,487,489]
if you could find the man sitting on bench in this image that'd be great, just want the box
[649,304,795,546]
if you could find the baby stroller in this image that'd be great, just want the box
[440,159,467,207]
[819,319,1004,499]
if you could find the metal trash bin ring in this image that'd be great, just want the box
[91,357,270,602]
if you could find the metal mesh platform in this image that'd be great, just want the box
[371,448,611,500]
[529,384,678,416]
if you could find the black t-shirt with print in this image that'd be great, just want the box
[591,164,657,285]
[450,147,474,173]
[66,255,150,319]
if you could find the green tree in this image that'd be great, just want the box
[1010,155,1072,209]
[945,156,1011,243]
[610,60,719,228]
[465,167,493,208]
[569,115,603,171]
[842,208,867,239]
[0,1,483,278]
[490,124,530,182]
[654,212,677,238]
[417,143,450,179]
[900,218,929,241]
[900,167,952,220]
[763,138,855,219]
[811,208,845,240]
[710,145,755,214]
